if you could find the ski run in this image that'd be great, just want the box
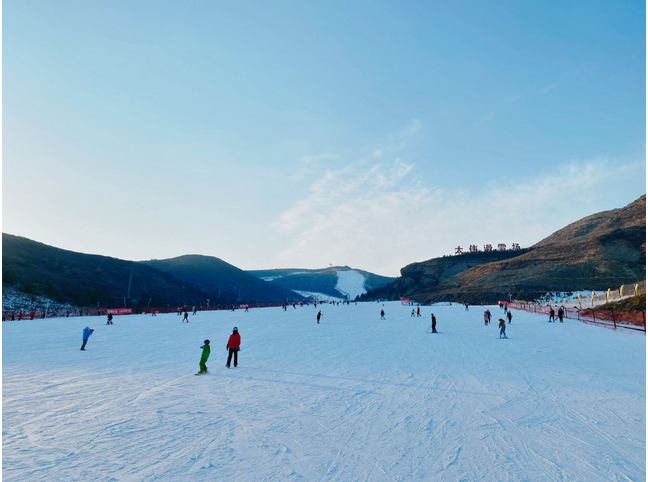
[3,301,645,481]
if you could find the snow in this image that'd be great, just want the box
[293,291,346,302]
[2,286,74,314]
[334,269,367,300]
[3,302,645,481]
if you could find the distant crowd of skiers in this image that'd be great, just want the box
[71,298,570,372]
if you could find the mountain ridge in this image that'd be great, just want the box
[361,195,646,303]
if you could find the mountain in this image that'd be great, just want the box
[2,234,303,308]
[362,195,646,303]
[248,266,395,300]
[142,256,304,304]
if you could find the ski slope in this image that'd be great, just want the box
[335,269,367,300]
[3,302,645,481]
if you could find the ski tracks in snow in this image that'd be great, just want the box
[3,302,645,481]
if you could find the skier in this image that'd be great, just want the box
[106,314,113,325]
[486,309,492,324]
[503,304,508,314]
[226,327,241,368]
[498,318,507,339]
[483,311,489,326]
[18,311,23,321]
[29,310,35,320]
[197,339,210,375]
[192,306,197,315]
[464,302,469,311]
[380,309,385,320]
[183,311,189,323]
[317,311,322,324]
[411,309,416,317]
[557,307,564,323]
[506,311,512,324]
[548,307,555,322]
[431,313,437,333]
[416,307,421,317]
[245,306,249,313]
[81,326,94,350]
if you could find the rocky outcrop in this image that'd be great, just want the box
[362,195,646,304]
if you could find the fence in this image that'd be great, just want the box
[501,300,646,334]
[1,300,337,321]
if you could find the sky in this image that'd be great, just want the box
[3,0,646,277]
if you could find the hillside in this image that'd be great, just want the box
[2,234,200,309]
[2,235,302,308]
[362,195,646,303]
[143,256,304,304]
[248,266,395,300]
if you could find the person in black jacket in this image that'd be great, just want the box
[431,313,437,333]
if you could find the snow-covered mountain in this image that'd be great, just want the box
[248,266,395,301]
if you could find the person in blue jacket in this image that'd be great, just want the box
[81,326,94,350]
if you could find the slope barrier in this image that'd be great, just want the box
[501,301,646,335]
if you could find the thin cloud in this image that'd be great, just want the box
[539,83,556,94]
[290,153,340,180]
[274,158,645,276]
[400,119,422,137]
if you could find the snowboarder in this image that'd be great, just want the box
[197,339,210,374]
[81,326,94,350]
[106,314,113,325]
[498,319,507,339]
[183,311,189,323]
[431,313,437,333]
[380,309,385,320]
[317,311,322,324]
[226,327,241,368]
[548,307,555,322]
[506,311,512,324]
[483,311,489,326]
[557,307,564,323]
[416,307,421,317]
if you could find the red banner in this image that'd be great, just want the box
[106,308,133,315]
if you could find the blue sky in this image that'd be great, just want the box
[3,0,646,276]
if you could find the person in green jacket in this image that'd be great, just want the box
[197,339,210,374]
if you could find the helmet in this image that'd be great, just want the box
[204,339,210,344]
[233,326,239,332]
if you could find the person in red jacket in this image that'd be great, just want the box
[226,327,241,368]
